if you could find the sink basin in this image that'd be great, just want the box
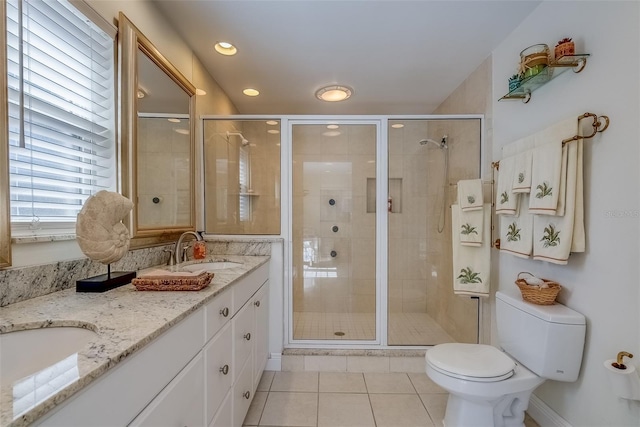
[182,261,242,272]
[0,326,97,386]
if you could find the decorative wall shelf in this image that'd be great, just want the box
[499,54,590,103]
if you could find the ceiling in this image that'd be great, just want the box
[154,1,541,116]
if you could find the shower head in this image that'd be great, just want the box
[419,135,448,149]
[227,131,250,146]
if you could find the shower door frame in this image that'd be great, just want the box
[284,114,486,350]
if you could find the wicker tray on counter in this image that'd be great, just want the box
[132,272,214,291]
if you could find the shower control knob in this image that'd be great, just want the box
[329,199,336,206]
[330,250,337,258]
[332,226,339,233]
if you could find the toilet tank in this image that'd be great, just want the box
[496,290,586,382]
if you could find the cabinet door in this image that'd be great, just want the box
[232,356,254,427]
[253,281,269,388]
[205,322,233,425]
[129,352,205,427]
[232,299,254,380]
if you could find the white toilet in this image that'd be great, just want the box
[425,290,586,427]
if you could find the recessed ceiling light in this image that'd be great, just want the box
[214,41,237,56]
[266,120,278,125]
[267,129,280,134]
[243,88,260,97]
[195,88,207,96]
[327,124,340,130]
[322,130,341,137]
[316,85,353,102]
[168,118,181,123]
[391,123,404,129]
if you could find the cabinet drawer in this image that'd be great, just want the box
[129,352,205,427]
[208,390,232,427]
[232,300,254,380]
[205,288,233,342]
[205,322,233,425]
[232,262,268,316]
[233,356,254,427]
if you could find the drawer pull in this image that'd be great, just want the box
[254,300,261,307]
[220,307,229,317]
[219,364,229,375]
[244,332,251,341]
[243,391,251,399]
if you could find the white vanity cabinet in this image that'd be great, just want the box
[209,263,270,427]
[35,261,270,427]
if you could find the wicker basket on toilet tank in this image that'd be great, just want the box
[515,272,561,305]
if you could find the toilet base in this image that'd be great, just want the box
[443,389,534,427]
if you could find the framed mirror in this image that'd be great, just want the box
[118,12,196,247]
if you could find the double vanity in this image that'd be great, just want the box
[0,255,270,427]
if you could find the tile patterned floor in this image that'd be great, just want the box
[244,371,541,427]
[293,312,453,344]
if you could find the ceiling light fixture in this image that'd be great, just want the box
[315,85,353,102]
[322,130,341,137]
[168,118,181,123]
[195,88,207,96]
[214,41,237,56]
[266,120,278,125]
[391,123,405,129]
[327,124,340,130]
[267,129,280,134]
[243,88,260,97]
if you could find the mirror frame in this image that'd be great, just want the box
[0,0,12,267]
[118,12,197,248]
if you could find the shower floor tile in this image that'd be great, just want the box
[293,311,453,345]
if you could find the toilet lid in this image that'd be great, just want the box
[426,343,515,382]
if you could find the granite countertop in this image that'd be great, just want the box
[0,255,270,427]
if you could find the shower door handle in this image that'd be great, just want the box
[330,250,337,258]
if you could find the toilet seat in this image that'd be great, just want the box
[426,343,516,383]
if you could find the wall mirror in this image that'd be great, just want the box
[118,12,196,247]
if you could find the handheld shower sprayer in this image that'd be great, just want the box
[418,135,448,149]
[226,131,249,146]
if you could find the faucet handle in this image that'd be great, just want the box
[181,245,190,262]
[163,248,176,266]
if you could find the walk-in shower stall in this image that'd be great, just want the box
[203,116,482,348]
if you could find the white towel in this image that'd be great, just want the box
[457,179,483,211]
[529,117,575,215]
[459,207,484,247]
[499,194,534,259]
[533,133,584,263]
[529,141,563,214]
[452,204,491,297]
[512,149,533,193]
[495,155,519,215]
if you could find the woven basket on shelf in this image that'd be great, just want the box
[515,272,561,305]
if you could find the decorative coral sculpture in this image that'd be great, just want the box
[76,190,133,265]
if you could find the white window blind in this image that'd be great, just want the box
[239,146,250,222]
[6,0,115,227]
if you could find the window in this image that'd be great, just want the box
[6,0,116,232]
[238,145,251,222]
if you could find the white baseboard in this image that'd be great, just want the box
[528,395,572,427]
[265,353,282,371]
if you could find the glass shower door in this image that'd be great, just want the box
[291,122,377,341]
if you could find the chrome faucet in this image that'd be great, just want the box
[174,231,202,264]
